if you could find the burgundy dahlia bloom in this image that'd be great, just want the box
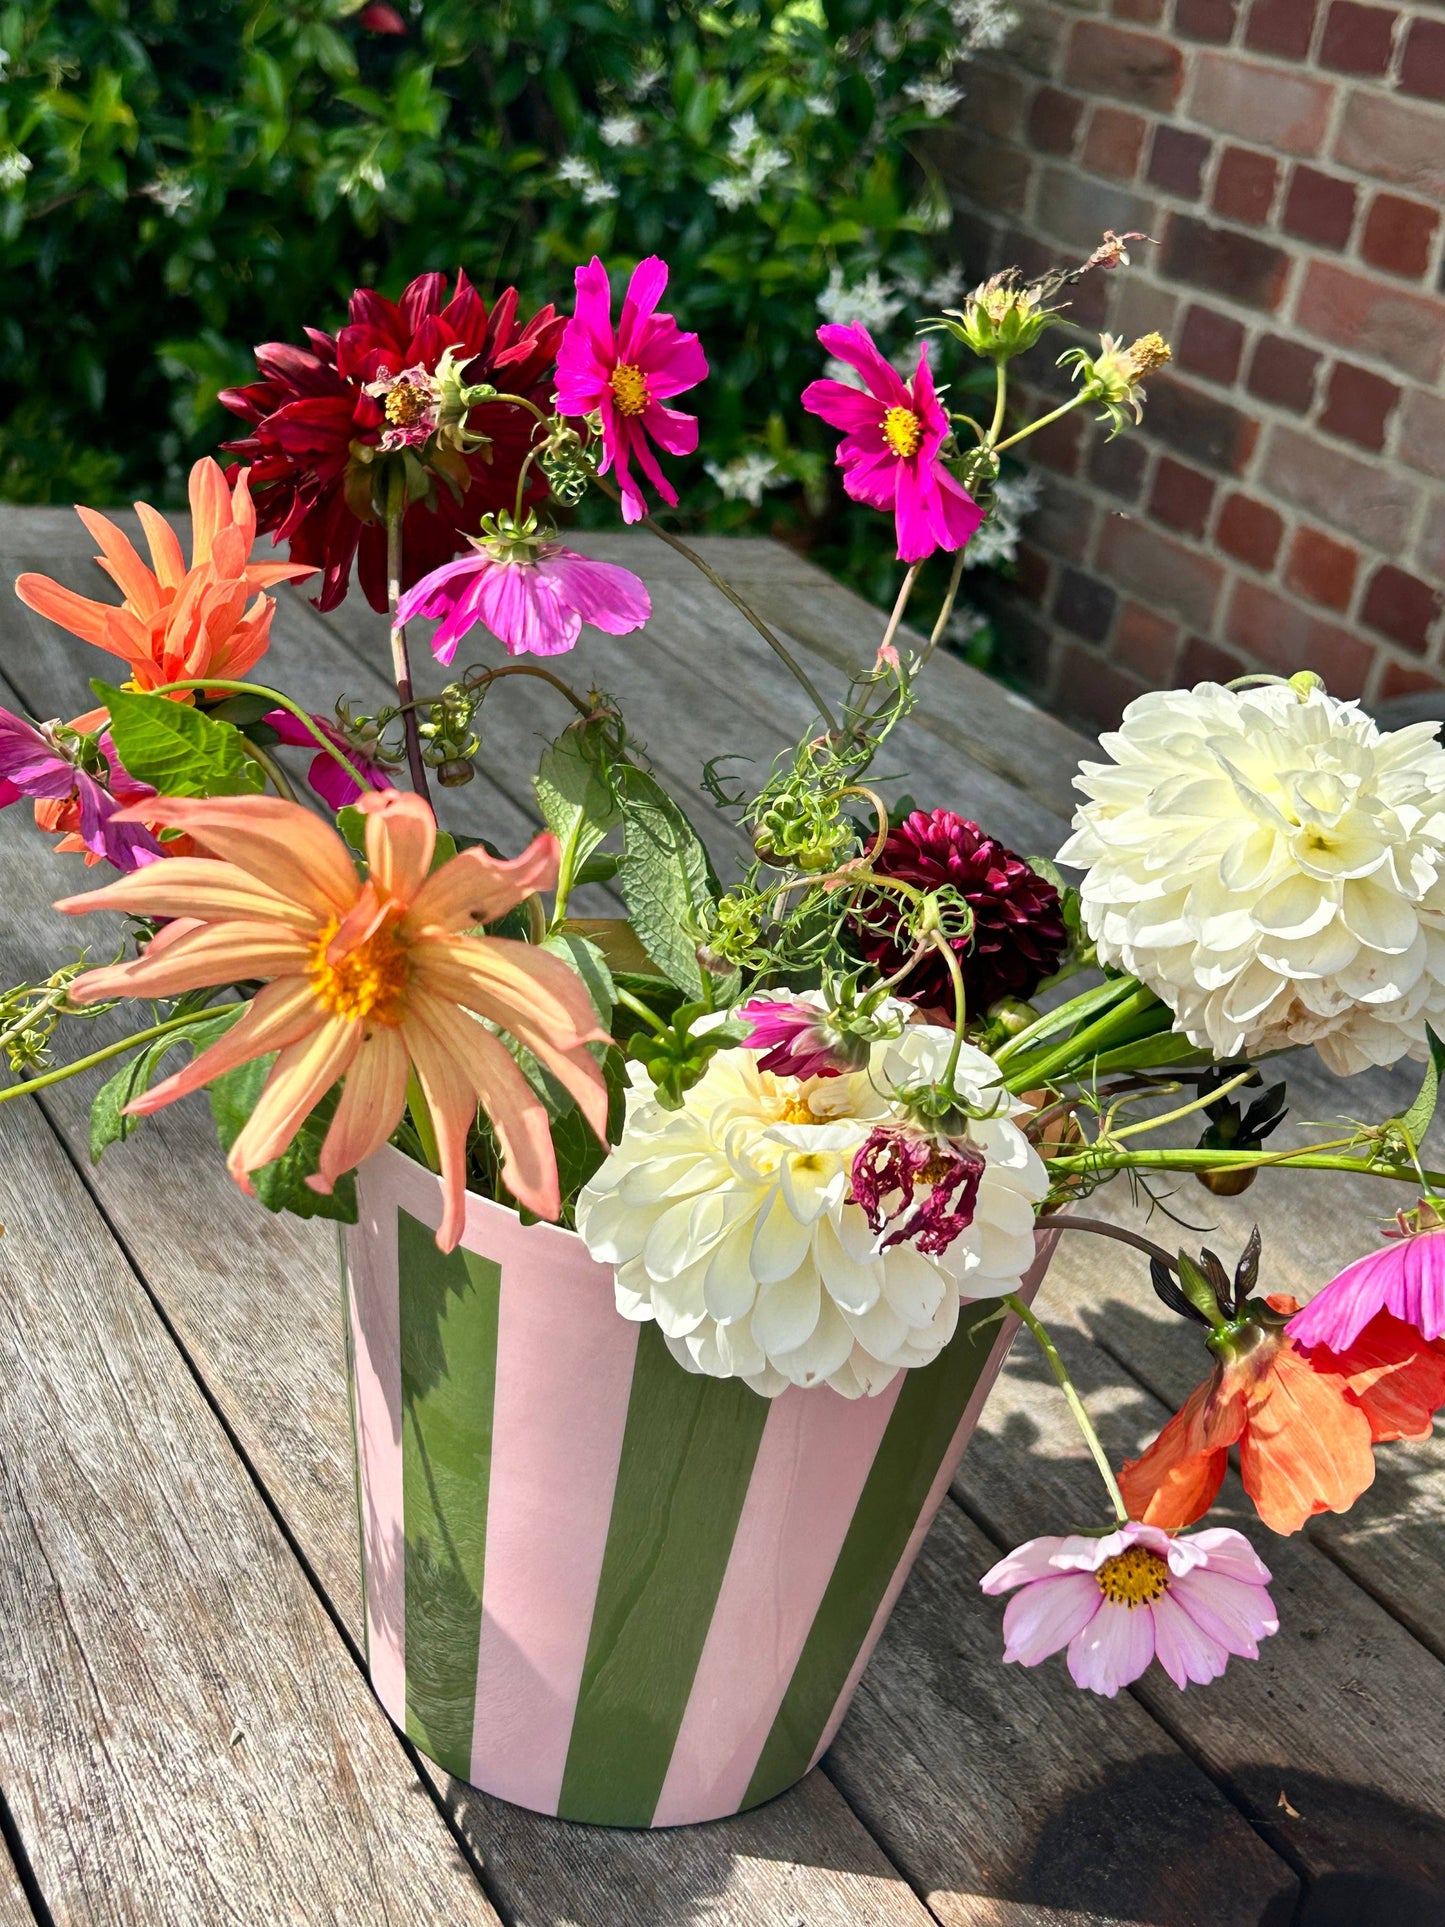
[854,809,1067,1019]
[850,1125,985,1257]
[220,271,565,613]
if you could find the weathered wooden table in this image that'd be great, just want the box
[1,508,1442,1927]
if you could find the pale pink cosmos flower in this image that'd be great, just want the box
[554,255,709,523]
[1287,1205,1445,1351]
[802,322,984,564]
[980,1521,1278,1696]
[396,538,651,662]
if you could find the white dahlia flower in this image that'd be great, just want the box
[575,1021,1048,1398]
[1058,681,1445,1074]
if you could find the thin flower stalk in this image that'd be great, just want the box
[1004,1292,1129,1524]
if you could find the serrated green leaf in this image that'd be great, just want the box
[535,719,620,911]
[614,766,719,1001]
[204,1016,356,1223]
[89,1006,243,1163]
[95,681,265,798]
[1400,1025,1445,1147]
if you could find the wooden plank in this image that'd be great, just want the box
[0,1838,35,1927]
[963,1260,1445,1899]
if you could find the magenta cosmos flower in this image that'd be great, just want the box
[554,256,709,524]
[980,1521,1278,1696]
[738,994,868,1079]
[1287,1206,1445,1351]
[0,708,161,872]
[263,710,395,812]
[802,324,984,564]
[396,532,651,663]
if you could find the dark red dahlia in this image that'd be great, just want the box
[220,270,565,613]
[853,808,1067,1018]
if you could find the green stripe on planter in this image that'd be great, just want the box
[558,1323,770,1826]
[398,1208,501,1777]
[743,1305,1003,1808]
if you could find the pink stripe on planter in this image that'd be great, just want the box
[651,1372,905,1828]
[806,1229,1060,1771]
[466,1189,641,1814]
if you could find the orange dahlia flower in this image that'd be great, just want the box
[1119,1295,1445,1536]
[57,791,609,1247]
[15,457,313,694]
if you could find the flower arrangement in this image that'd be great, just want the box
[6,236,1445,1718]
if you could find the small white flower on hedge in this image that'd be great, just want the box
[576,1017,1048,1399]
[1058,680,1445,1074]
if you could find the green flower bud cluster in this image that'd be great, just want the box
[1059,332,1172,438]
[418,681,482,781]
[926,270,1059,362]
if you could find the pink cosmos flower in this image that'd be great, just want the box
[802,323,984,564]
[395,539,651,663]
[554,256,709,524]
[1287,1207,1445,1352]
[0,708,162,872]
[739,995,866,1079]
[264,711,396,812]
[850,1124,985,1257]
[980,1521,1278,1696]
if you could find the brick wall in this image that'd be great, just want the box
[937,0,1445,729]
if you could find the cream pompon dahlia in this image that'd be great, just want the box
[1058,682,1445,1074]
[575,1019,1048,1398]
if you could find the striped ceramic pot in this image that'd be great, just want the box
[343,1143,1056,1828]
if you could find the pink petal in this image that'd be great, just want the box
[633,316,708,397]
[395,553,485,627]
[839,447,902,513]
[1177,1527,1273,1587]
[801,379,885,435]
[1067,1599,1155,1696]
[1000,1573,1101,1664]
[1288,1234,1445,1350]
[893,457,941,564]
[539,553,651,634]
[428,569,493,666]
[815,323,911,408]
[1170,1569,1279,1660]
[1149,1590,1231,1689]
[640,398,699,457]
[979,1535,1071,1593]
[937,465,986,548]
[476,562,579,656]
[622,418,679,509]
[618,255,670,356]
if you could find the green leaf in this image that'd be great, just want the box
[534,718,621,909]
[95,682,265,798]
[614,766,719,1002]
[1176,1252,1227,1329]
[88,1007,243,1163]
[1399,1024,1445,1147]
[206,1040,357,1225]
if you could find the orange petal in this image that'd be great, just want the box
[415,935,609,1047]
[310,1026,410,1193]
[1238,1344,1377,1535]
[359,789,436,904]
[134,502,187,590]
[58,859,319,964]
[242,562,316,589]
[14,573,114,647]
[229,465,258,551]
[1325,1311,1445,1443]
[114,796,359,919]
[188,457,232,568]
[83,920,313,1001]
[1118,1371,1241,1528]
[125,978,319,1116]
[226,1013,360,1179]
[406,831,561,933]
[75,506,163,617]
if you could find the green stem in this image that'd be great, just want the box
[992,391,1087,457]
[385,468,432,805]
[931,927,968,1093]
[589,470,841,733]
[1046,1144,1445,1187]
[0,1008,230,1106]
[1004,1292,1129,1524]
[614,984,669,1037]
[878,563,921,661]
[244,738,299,803]
[1002,985,1166,1090]
[1110,1067,1254,1141]
[987,359,1009,443]
[1046,1215,1178,1271]
[146,680,374,797]
[458,661,594,717]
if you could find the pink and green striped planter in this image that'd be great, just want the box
[342,1144,1057,1828]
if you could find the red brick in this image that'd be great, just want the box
[1054,644,1147,733]
[1296,260,1444,385]
[1113,599,1180,678]
[1148,126,1212,197]
[1116,0,1167,20]
[1178,303,1246,383]
[1188,51,1333,155]
[1245,0,1317,58]
[1066,22,1185,110]
[1146,373,1260,472]
[1399,390,1445,484]
[1400,16,1445,102]
[1225,581,1373,694]
[1379,661,1445,701]
[1180,634,1250,684]
[1069,270,1111,332]
[1319,361,1401,452]
[1216,491,1285,569]
[1029,404,1088,477]
[1360,193,1441,280]
[1035,164,1157,257]
[1097,516,1225,627]
[1285,526,1359,610]
[1319,2,1398,75]
[1263,423,1419,549]
[967,63,1025,142]
[1053,567,1119,642]
[939,131,1034,214]
[1150,455,1217,535]
[1247,334,1321,411]
[1083,105,1148,179]
[1212,146,1279,225]
[1030,86,1085,157]
[1360,564,1442,653]
[1160,212,1290,309]
[1029,478,1100,564]
[1014,542,1054,606]
[1335,92,1445,204]
[1282,165,1358,249]
[1174,0,1238,39]
[1111,276,1181,343]
[1089,429,1149,502]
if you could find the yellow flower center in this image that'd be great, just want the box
[779,1094,816,1124]
[882,405,923,458]
[385,382,430,428]
[610,362,650,416]
[308,916,410,1026]
[1095,1545,1170,1609]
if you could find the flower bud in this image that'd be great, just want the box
[937,271,1056,361]
[435,757,475,787]
[1196,1167,1257,1197]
